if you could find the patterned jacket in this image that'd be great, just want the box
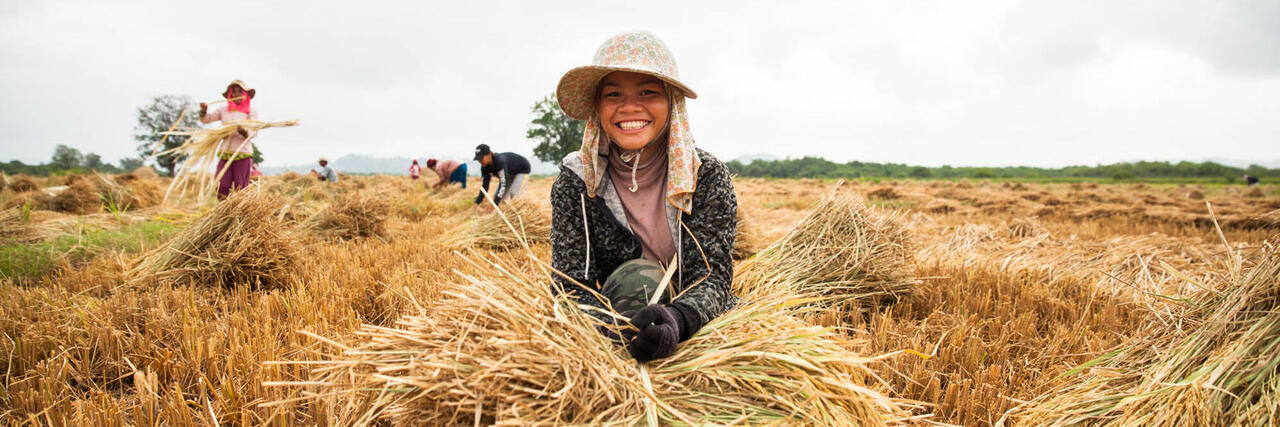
[550,148,739,336]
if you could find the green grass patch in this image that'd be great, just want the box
[0,220,179,284]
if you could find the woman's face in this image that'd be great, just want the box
[596,71,669,151]
[227,86,244,100]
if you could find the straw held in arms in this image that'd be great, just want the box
[156,118,299,202]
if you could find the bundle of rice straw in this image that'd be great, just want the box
[867,186,901,199]
[445,198,550,249]
[2,190,53,211]
[52,180,101,214]
[732,209,762,260]
[95,173,162,211]
[131,166,161,179]
[158,119,299,202]
[0,208,38,242]
[311,193,391,239]
[271,252,911,425]
[130,189,299,289]
[1009,243,1280,425]
[734,182,916,306]
[1245,187,1265,198]
[8,175,39,193]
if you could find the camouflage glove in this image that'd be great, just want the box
[627,304,683,361]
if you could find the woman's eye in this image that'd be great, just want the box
[603,91,622,98]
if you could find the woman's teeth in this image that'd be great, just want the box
[618,121,649,130]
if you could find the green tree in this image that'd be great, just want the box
[135,95,200,177]
[252,144,264,164]
[50,144,83,170]
[526,93,584,164]
[118,156,145,171]
[84,153,104,170]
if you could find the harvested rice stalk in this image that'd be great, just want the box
[0,208,38,242]
[2,190,54,211]
[733,209,762,260]
[735,182,917,306]
[1010,243,1280,426]
[52,180,101,214]
[8,175,40,193]
[95,174,162,211]
[158,119,299,202]
[445,198,550,249]
[130,189,299,289]
[868,187,901,199]
[272,253,911,425]
[131,166,160,179]
[311,194,391,239]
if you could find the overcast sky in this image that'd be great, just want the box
[2,0,1278,168]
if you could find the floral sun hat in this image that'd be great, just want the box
[556,31,702,213]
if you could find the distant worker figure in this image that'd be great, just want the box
[199,80,259,200]
[1244,174,1260,187]
[312,157,339,183]
[427,158,467,189]
[249,164,263,181]
[473,144,531,206]
[409,159,422,180]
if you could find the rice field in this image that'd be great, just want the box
[0,172,1277,425]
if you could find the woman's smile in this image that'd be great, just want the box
[597,71,669,151]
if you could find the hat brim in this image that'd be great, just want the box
[223,82,256,99]
[556,66,697,121]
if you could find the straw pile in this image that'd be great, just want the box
[52,180,101,214]
[1011,244,1280,425]
[9,175,39,193]
[734,183,916,306]
[277,254,909,425]
[131,189,299,289]
[445,198,550,249]
[0,208,37,242]
[3,190,53,210]
[1245,187,1265,198]
[732,209,762,260]
[1186,189,1205,200]
[96,174,162,211]
[131,166,160,179]
[158,119,299,201]
[868,187,901,199]
[312,193,391,239]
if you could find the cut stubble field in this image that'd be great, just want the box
[1,172,1277,425]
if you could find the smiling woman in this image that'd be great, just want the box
[549,31,739,362]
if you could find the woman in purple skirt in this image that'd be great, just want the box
[199,80,259,200]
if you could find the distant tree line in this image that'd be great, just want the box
[726,157,1280,183]
[1,144,150,176]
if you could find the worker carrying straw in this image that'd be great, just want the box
[550,31,739,361]
[199,80,259,200]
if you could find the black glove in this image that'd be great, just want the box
[627,304,684,361]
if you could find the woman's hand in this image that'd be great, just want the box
[199,102,208,117]
[236,127,248,138]
[628,304,682,361]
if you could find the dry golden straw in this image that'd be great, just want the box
[311,193,391,240]
[734,182,917,306]
[158,119,299,202]
[130,189,300,289]
[1010,240,1280,425]
[444,198,551,250]
[269,251,911,425]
